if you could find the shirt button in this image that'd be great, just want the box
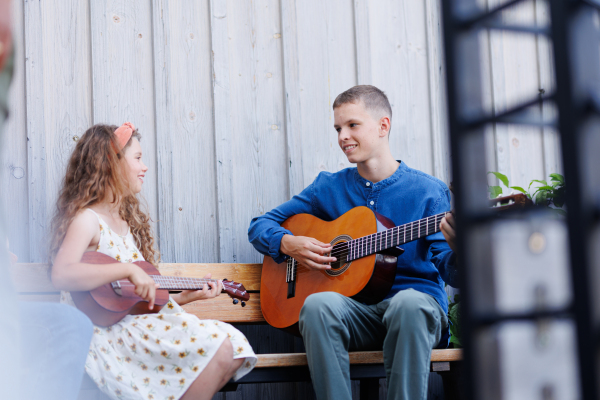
[370,201,374,205]
[366,182,370,187]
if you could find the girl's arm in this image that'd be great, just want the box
[52,211,159,309]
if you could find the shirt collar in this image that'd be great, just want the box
[353,160,407,189]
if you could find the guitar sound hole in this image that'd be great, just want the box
[330,256,347,270]
[326,236,352,277]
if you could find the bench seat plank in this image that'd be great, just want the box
[159,263,262,291]
[255,349,462,368]
[182,292,265,323]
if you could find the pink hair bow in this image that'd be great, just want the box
[114,122,135,150]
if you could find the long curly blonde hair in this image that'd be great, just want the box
[49,124,160,265]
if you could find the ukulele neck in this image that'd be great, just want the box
[153,276,219,290]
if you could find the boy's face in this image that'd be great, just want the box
[334,101,389,164]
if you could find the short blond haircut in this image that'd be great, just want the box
[333,85,392,129]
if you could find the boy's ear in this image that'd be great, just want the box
[379,116,391,137]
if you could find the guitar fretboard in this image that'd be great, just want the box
[337,212,448,262]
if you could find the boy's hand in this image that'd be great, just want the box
[440,212,457,253]
[280,234,336,271]
[127,264,159,310]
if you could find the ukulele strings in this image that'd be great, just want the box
[113,277,224,289]
[325,214,446,259]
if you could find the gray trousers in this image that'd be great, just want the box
[299,289,448,400]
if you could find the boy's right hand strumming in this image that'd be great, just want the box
[280,234,336,270]
[127,264,159,310]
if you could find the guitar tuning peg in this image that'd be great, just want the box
[241,301,246,307]
[233,299,239,305]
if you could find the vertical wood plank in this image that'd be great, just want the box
[152,0,219,263]
[209,0,236,263]
[90,0,159,234]
[281,0,304,198]
[487,0,545,189]
[480,21,501,182]
[425,0,450,184]
[367,0,434,175]
[535,0,562,176]
[296,0,357,184]
[2,0,29,261]
[353,0,372,85]
[24,0,92,262]
[225,0,288,263]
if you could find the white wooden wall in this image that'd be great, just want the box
[0,1,562,399]
[2,0,560,265]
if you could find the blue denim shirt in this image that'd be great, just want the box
[248,161,457,345]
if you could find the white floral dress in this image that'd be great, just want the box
[60,209,257,400]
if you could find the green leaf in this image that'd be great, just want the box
[488,186,503,199]
[536,185,554,191]
[488,172,510,188]
[509,186,527,194]
[535,191,549,204]
[531,179,549,187]
[549,173,564,184]
[447,299,462,348]
[449,332,462,347]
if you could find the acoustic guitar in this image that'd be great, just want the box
[261,194,533,333]
[71,252,249,326]
[260,206,449,333]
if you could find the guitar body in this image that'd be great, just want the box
[260,206,400,332]
[71,252,170,326]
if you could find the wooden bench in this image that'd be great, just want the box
[12,262,463,400]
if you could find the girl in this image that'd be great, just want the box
[50,123,256,400]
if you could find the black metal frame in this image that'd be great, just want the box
[441,0,600,399]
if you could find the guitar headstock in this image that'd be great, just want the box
[222,279,250,302]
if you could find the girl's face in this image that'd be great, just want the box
[122,138,148,194]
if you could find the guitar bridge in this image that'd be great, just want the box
[286,258,297,299]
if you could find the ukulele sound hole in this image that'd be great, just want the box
[326,235,352,277]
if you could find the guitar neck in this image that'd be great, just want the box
[150,276,220,291]
[344,212,447,261]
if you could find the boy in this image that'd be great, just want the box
[248,85,457,400]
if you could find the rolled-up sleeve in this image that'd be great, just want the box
[248,183,314,264]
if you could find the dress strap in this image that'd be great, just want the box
[85,208,101,223]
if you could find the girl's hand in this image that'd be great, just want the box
[127,264,160,310]
[176,274,223,305]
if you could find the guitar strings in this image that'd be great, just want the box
[326,223,440,259]
[324,215,446,259]
[286,218,443,271]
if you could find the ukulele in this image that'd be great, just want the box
[261,194,533,333]
[71,252,249,326]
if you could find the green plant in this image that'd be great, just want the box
[447,294,462,348]
[487,171,566,214]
